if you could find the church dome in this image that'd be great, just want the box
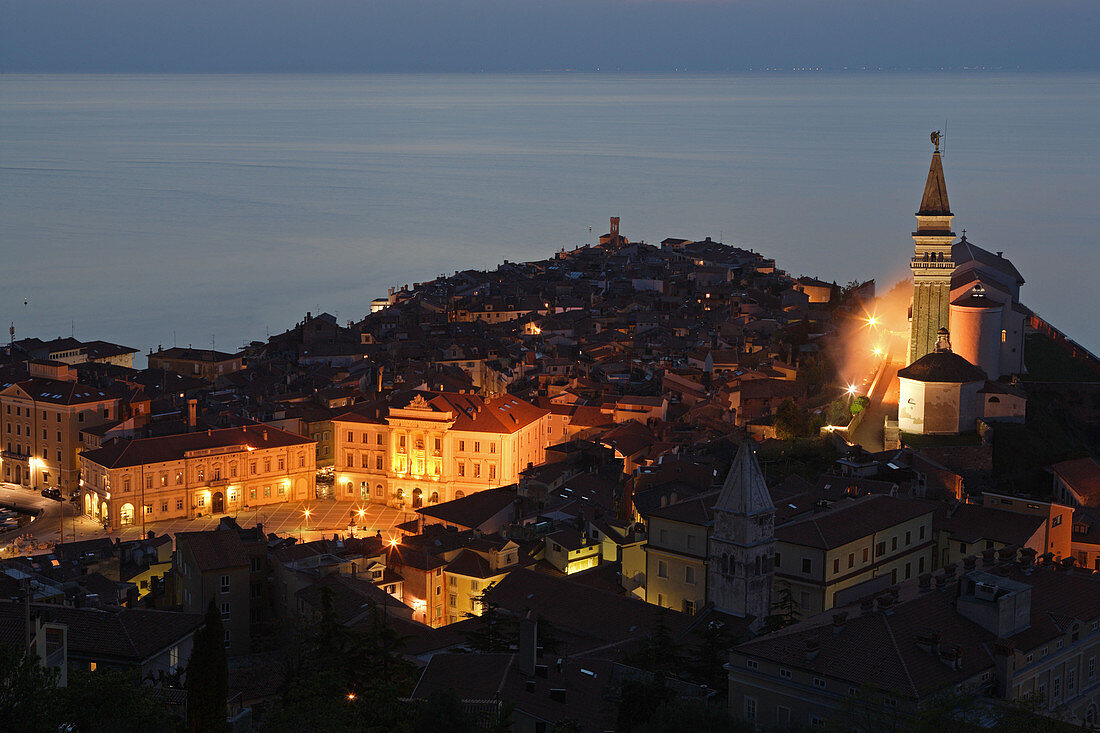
[897,350,987,383]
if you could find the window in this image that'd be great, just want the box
[488,465,496,480]
[161,502,168,512]
[1054,677,1062,700]
[224,630,231,649]
[848,552,854,568]
[220,575,230,593]
[1052,515,1063,527]
[863,547,869,562]
[145,504,153,515]
[221,601,230,619]
[250,462,257,475]
[449,593,457,606]
[457,462,465,477]
[780,668,792,679]
[458,440,465,451]
[264,487,271,497]
[197,495,205,507]
[685,566,695,584]
[263,458,271,472]
[919,525,926,540]
[905,530,911,545]
[891,537,898,551]
[744,697,757,722]
[473,464,481,478]
[877,542,886,557]
[657,560,668,578]
[1089,658,1095,680]
[278,458,284,471]
[278,484,285,495]
[683,599,695,615]
[802,558,812,574]
[474,441,480,453]
[774,552,781,568]
[249,488,256,500]
[348,431,354,442]
[176,471,183,485]
[833,558,840,574]
[746,659,758,670]
[176,499,184,510]
[489,442,496,454]
[813,677,826,689]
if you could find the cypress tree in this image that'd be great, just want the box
[186,600,228,733]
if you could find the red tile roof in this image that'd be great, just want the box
[81,424,313,469]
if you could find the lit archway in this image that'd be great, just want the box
[120,503,135,526]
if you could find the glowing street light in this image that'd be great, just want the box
[346,692,357,702]
[866,315,880,328]
[872,346,883,357]
[846,384,858,396]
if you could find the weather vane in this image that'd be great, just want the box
[930,130,942,152]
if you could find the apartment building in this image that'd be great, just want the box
[0,360,121,492]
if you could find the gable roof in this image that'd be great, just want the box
[175,530,248,571]
[417,486,518,530]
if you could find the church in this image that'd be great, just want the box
[898,134,1029,435]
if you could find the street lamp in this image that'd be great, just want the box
[300,508,311,541]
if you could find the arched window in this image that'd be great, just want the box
[345,481,353,495]
[455,491,465,500]
[429,491,439,504]
[120,503,135,526]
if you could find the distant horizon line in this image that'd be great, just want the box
[4,67,1099,76]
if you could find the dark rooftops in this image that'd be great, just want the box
[175,530,248,572]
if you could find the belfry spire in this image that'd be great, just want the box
[918,148,952,217]
[907,134,958,365]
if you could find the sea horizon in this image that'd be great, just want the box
[3,71,1098,361]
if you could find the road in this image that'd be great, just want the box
[0,483,414,557]
[849,358,902,453]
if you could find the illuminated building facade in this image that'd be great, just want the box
[331,391,550,509]
[0,360,121,492]
[79,425,315,530]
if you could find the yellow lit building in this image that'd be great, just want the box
[0,361,121,493]
[79,425,316,530]
[331,391,550,509]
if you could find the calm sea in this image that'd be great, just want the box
[2,73,1098,359]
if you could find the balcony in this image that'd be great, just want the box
[0,450,28,461]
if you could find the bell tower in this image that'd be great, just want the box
[908,132,957,365]
[707,442,775,622]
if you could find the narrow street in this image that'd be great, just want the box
[849,357,902,453]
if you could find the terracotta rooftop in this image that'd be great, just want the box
[80,423,313,469]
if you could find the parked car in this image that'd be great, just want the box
[40,488,62,502]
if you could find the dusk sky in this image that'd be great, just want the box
[3,0,1099,73]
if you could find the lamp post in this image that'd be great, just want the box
[301,507,311,542]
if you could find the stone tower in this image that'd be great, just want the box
[707,442,775,621]
[908,138,957,365]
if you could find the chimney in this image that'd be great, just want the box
[915,630,941,655]
[935,574,947,591]
[876,595,894,615]
[831,611,848,636]
[187,399,197,430]
[998,545,1018,563]
[860,598,875,616]
[518,613,538,677]
[962,555,977,572]
[262,430,268,441]
[1039,552,1055,567]
[804,637,821,662]
[1019,547,1037,574]
[918,573,932,592]
[943,563,957,581]
[981,548,997,567]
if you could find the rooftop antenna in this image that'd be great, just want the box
[942,119,948,157]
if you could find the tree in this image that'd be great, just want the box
[186,601,228,733]
[63,666,174,732]
[688,618,739,691]
[763,581,800,633]
[462,591,517,653]
[628,609,682,679]
[775,398,817,439]
[0,644,62,733]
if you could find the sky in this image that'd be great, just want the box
[2,0,1099,73]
